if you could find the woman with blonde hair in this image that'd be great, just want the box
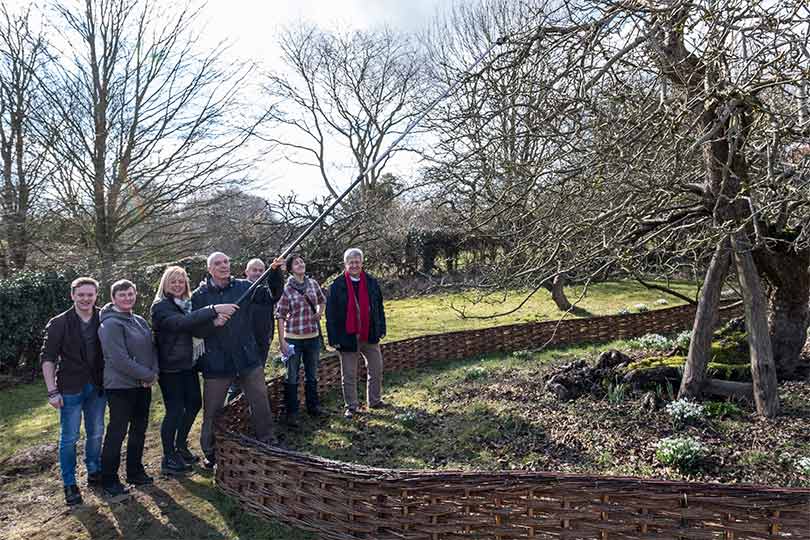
[151,266,238,475]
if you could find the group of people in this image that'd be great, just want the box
[41,247,387,507]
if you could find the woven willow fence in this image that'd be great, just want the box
[214,303,810,539]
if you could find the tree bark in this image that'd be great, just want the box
[680,238,732,399]
[550,273,572,311]
[753,229,810,380]
[731,231,779,417]
[704,379,754,402]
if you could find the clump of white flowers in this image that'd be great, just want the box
[666,399,705,427]
[796,457,810,476]
[617,307,631,315]
[655,437,705,471]
[674,330,692,350]
[629,333,672,351]
[655,298,669,305]
[634,303,650,312]
[394,411,420,428]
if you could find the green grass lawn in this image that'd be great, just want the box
[383,280,696,341]
[0,280,697,540]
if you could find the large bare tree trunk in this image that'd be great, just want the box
[543,263,573,311]
[679,237,731,399]
[731,232,779,417]
[753,230,810,380]
[550,273,572,311]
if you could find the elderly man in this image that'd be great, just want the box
[325,248,387,419]
[192,252,283,467]
[226,258,282,403]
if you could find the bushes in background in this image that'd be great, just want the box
[0,256,212,374]
[0,270,78,372]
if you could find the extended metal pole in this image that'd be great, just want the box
[237,37,506,305]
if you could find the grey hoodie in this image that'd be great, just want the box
[98,303,159,390]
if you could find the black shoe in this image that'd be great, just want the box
[103,481,130,497]
[87,472,103,487]
[369,400,390,409]
[202,455,216,470]
[126,470,154,485]
[176,446,200,464]
[64,485,83,506]
[307,406,323,417]
[176,453,193,471]
[161,455,188,476]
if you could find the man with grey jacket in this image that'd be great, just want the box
[98,279,158,496]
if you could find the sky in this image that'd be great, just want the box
[197,0,459,200]
[5,0,463,200]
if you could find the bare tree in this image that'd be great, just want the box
[41,0,266,278]
[0,4,50,275]
[427,0,810,416]
[265,25,425,198]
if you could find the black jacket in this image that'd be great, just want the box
[39,306,103,393]
[326,273,386,352]
[249,272,283,358]
[151,296,218,373]
[191,273,281,378]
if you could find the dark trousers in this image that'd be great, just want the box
[158,370,201,457]
[285,337,320,385]
[102,388,151,484]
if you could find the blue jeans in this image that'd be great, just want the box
[59,383,106,486]
[285,337,320,384]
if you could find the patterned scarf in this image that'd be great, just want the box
[174,297,205,363]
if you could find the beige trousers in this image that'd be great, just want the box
[339,341,383,410]
[200,366,273,459]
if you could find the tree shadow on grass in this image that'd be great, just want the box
[284,391,594,473]
[568,305,593,318]
[177,472,311,540]
[71,502,119,540]
[103,486,188,540]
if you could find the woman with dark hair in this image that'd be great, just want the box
[275,253,326,427]
[151,266,238,475]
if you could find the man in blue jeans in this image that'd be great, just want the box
[40,277,106,506]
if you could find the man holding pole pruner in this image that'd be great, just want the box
[192,251,283,468]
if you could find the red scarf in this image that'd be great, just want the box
[344,271,370,342]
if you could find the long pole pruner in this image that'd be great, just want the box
[237,36,508,306]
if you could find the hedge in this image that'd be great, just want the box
[0,255,260,373]
[0,270,78,372]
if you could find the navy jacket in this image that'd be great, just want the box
[151,296,218,373]
[191,273,281,378]
[249,272,284,359]
[326,273,386,352]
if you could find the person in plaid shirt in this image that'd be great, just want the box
[275,253,326,426]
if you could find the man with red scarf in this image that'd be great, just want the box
[325,248,387,419]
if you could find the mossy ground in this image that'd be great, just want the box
[285,344,810,487]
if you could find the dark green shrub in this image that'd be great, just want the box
[0,255,213,373]
[0,270,78,372]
